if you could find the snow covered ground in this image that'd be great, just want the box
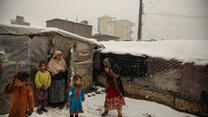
[0,92,198,117]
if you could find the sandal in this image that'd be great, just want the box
[101,111,108,116]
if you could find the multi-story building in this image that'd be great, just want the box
[98,15,134,40]
[11,16,30,26]
[46,19,92,38]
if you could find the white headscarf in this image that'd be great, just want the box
[47,50,67,74]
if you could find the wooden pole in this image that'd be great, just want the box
[137,0,143,40]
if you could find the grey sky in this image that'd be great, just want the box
[0,0,208,40]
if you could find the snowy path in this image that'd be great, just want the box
[0,92,198,117]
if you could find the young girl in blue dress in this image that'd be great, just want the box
[68,75,85,117]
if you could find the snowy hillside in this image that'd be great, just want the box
[100,40,208,66]
[0,92,198,117]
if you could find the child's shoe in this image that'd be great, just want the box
[41,107,48,112]
[118,114,122,117]
[101,111,108,116]
[59,104,65,109]
[37,108,43,114]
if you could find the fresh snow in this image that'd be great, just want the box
[100,40,208,66]
[0,24,102,46]
[0,92,198,117]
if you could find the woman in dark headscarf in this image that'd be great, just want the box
[47,50,68,109]
[102,57,125,117]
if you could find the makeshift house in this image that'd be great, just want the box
[0,24,103,114]
[94,40,208,117]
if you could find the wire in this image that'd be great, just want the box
[145,12,208,18]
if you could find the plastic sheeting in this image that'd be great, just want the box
[74,41,94,88]
[0,24,103,114]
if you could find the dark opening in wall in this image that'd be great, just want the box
[201,90,208,105]
[94,52,147,78]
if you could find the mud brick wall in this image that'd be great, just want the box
[96,74,208,117]
[147,57,183,76]
[46,19,92,38]
[95,56,208,116]
[181,63,208,96]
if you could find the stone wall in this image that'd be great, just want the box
[96,74,208,117]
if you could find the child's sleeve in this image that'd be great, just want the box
[3,83,15,93]
[81,88,85,100]
[27,87,34,114]
[46,72,51,87]
[68,88,73,100]
[34,72,42,88]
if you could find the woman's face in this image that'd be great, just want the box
[75,78,81,85]
[56,54,62,61]
[104,66,110,74]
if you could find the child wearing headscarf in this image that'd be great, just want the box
[102,58,125,117]
[68,75,85,117]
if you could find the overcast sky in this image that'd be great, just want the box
[0,0,208,40]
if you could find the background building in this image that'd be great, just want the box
[98,15,134,40]
[11,16,30,26]
[91,33,119,42]
[46,19,92,38]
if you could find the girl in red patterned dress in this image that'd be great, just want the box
[102,58,125,117]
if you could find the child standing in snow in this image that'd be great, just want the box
[4,71,34,117]
[35,61,51,114]
[68,75,85,117]
[102,57,125,117]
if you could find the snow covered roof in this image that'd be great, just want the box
[100,40,208,66]
[0,24,103,48]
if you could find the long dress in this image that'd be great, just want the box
[47,50,68,105]
[48,71,67,104]
[104,74,125,110]
[68,85,85,114]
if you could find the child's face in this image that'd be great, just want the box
[75,78,81,85]
[40,64,46,72]
[15,78,26,87]
[104,66,110,74]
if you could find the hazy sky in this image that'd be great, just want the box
[0,0,208,40]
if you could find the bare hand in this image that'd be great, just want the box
[52,72,55,76]
[60,69,65,73]
[67,100,71,105]
[44,86,48,90]
[8,79,16,88]
[67,100,71,108]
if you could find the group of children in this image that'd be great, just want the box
[4,61,85,117]
[4,57,125,117]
